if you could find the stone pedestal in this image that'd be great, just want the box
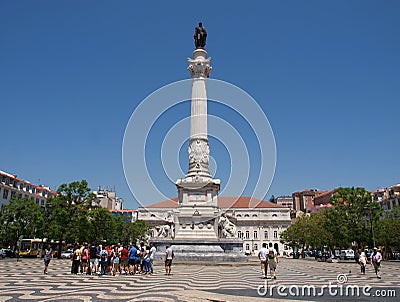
[150,238,247,262]
[175,177,220,239]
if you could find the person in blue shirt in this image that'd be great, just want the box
[128,245,138,275]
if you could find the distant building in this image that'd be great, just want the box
[292,189,319,213]
[109,209,137,223]
[276,196,294,210]
[373,185,400,212]
[0,169,57,209]
[93,187,124,210]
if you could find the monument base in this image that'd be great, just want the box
[149,238,248,262]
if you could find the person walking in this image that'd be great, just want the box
[371,247,382,279]
[267,243,278,280]
[258,243,269,279]
[165,245,174,275]
[43,244,53,275]
[149,243,156,274]
[359,249,367,275]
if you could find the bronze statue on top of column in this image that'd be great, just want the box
[194,22,207,48]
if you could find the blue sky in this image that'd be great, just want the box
[1,0,399,209]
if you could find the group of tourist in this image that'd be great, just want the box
[69,242,157,276]
[43,242,177,276]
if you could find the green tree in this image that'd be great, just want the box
[375,206,400,258]
[329,187,381,249]
[120,220,151,246]
[46,180,96,257]
[0,195,43,249]
[87,207,118,244]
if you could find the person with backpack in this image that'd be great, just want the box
[258,243,269,279]
[267,243,278,280]
[71,244,81,275]
[99,245,108,275]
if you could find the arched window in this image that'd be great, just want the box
[252,214,258,217]
[244,214,250,218]
[237,214,242,218]
[245,230,250,239]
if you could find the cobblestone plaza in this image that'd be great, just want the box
[0,258,398,301]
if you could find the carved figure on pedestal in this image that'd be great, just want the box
[156,224,170,238]
[194,22,207,48]
[218,214,237,238]
[165,212,175,239]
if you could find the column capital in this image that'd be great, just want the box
[188,49,212,78]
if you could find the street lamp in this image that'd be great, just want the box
[364,207,377,248]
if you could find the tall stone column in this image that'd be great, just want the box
[186,49,212,179]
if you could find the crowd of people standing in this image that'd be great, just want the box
[70,242,157,276]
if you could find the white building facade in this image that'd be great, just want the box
[0,169,57,209]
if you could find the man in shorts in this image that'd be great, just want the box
[267,243,278,279]
[165,245,174,275]
[258,243,269,279]
[89,243,98,275]
[120,245,129,275]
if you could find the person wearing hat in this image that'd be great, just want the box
[371,247,382,279]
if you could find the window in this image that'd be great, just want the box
[19,183,23,190]
[252,214,258,217]
[253,230,258,239]
[264,230,269,240]
[254,243,258,251]
[5,178,10,185]
[245,230,250,239]
[274,230,278,239]
[2,189,7,199]
[244,214,250,218]
[272,213,278,217]
[245,244,250,251]
[237,231,243,239]
[237,214,242,218]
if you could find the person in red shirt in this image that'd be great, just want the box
[120,245,129,275]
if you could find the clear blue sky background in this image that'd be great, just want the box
[1,0,399,209]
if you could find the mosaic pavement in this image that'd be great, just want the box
[0,257,398,301]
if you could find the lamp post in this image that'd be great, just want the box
[364,207,376,248]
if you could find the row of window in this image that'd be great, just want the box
[1,176,49,197]
[237,230,279,240]
[0,188,45,205]
[236,213,278,218]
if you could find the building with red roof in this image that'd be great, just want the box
[0,169,57,209]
